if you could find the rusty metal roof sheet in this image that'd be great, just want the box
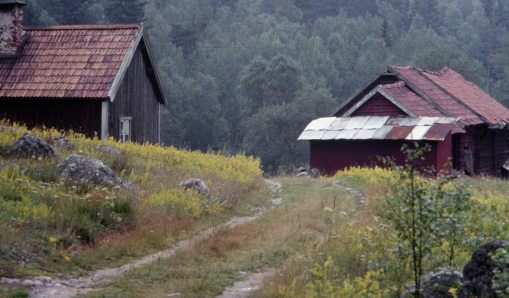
[298,116,458,141]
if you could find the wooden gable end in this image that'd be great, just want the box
[351,93,407,117]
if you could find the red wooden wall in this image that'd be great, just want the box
[351,94,407,117]
[310,133,452,176]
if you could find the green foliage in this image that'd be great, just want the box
[20,0,509,171]
[381,144,473,297]
[411,44,485,86]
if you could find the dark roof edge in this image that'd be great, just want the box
[23,24,139,30]
[141,26,168,105]
[328,66,390,116]
[107,24,167,105]
[0,0,26,5]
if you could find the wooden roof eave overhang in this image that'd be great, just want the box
[107,24,168,105]
[342,86,418,118]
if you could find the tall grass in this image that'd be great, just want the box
[0,120,263,275]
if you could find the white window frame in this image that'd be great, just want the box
[119,117,132,143]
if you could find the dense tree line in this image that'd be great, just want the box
[22,0,509,174]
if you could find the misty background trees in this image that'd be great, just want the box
[22,0,509,174]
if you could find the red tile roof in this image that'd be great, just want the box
[0,24,139,99]
[420,67,509,125]
[390,66,484,126]
[379,81,445,117]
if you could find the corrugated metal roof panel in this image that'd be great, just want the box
[385,126,414,140]
[304,117,336,131]
[423,124,455,141]
[435,117,460,124]
[417,117,438,126]
[406,126,431,140]
[353,129,378,139]
[298,130,325,140]
[299,117,458,141]
[399,117,422,127]
[364,116,389,129]
[385,117,406,126]
[321,131,340,140]
[344,116,370,129]
[372,126,393,139]
[335,129,358,139]
[328,118,349,130]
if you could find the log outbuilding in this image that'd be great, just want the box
[299,65,509,177]
[0,0,167,144]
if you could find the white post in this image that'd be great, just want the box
[101,100,109,140]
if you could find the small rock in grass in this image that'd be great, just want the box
[53,135,77,152]
[168,293,182,297]
[177,179,212,200]
[8,135,59,158]
[269,198,283,206]
[57,153,117,185]
[95,144,122,155]
[401,267,464,298]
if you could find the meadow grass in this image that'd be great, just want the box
[0,121,263,297]
[252,168,509,298]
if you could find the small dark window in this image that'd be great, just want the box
[119,117,132,143]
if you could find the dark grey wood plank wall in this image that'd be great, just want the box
[108,40,161,144]
[0,99,102,136]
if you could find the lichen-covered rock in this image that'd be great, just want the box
[95,144,122,155]
[53,135,76,152]
[57,154,116,185]
[461,240,509,297]
[0,126,28,136]
[8,135,59,158]
[401,267,465,298]
[177,179,212,200]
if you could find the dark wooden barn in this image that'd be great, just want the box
[0,1,167,144]
[300,65,509,177]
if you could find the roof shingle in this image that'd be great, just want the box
[0,24,139,99]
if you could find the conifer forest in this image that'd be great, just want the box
[22,0,509,173]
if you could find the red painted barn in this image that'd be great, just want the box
[0,0,167,144]
[299,116,457,175]
[300,65,509,177]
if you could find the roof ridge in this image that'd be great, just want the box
[421,66,450,76]
[23,24,140,30]
[380,80,405,89]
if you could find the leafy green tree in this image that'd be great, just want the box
[169,22,207,58]
[105,0,147,24]
[381,144,473,297]
[161,73,227,151]
[411,43,486,87]
[491,36,509,107]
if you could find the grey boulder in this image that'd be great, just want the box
[177,179,212,200]
[57,154,116,185]
[8,135,59,158]
[95,144,122,155]
[53,135,76,152]
[401,267,465,298]
[462,240,509,298]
